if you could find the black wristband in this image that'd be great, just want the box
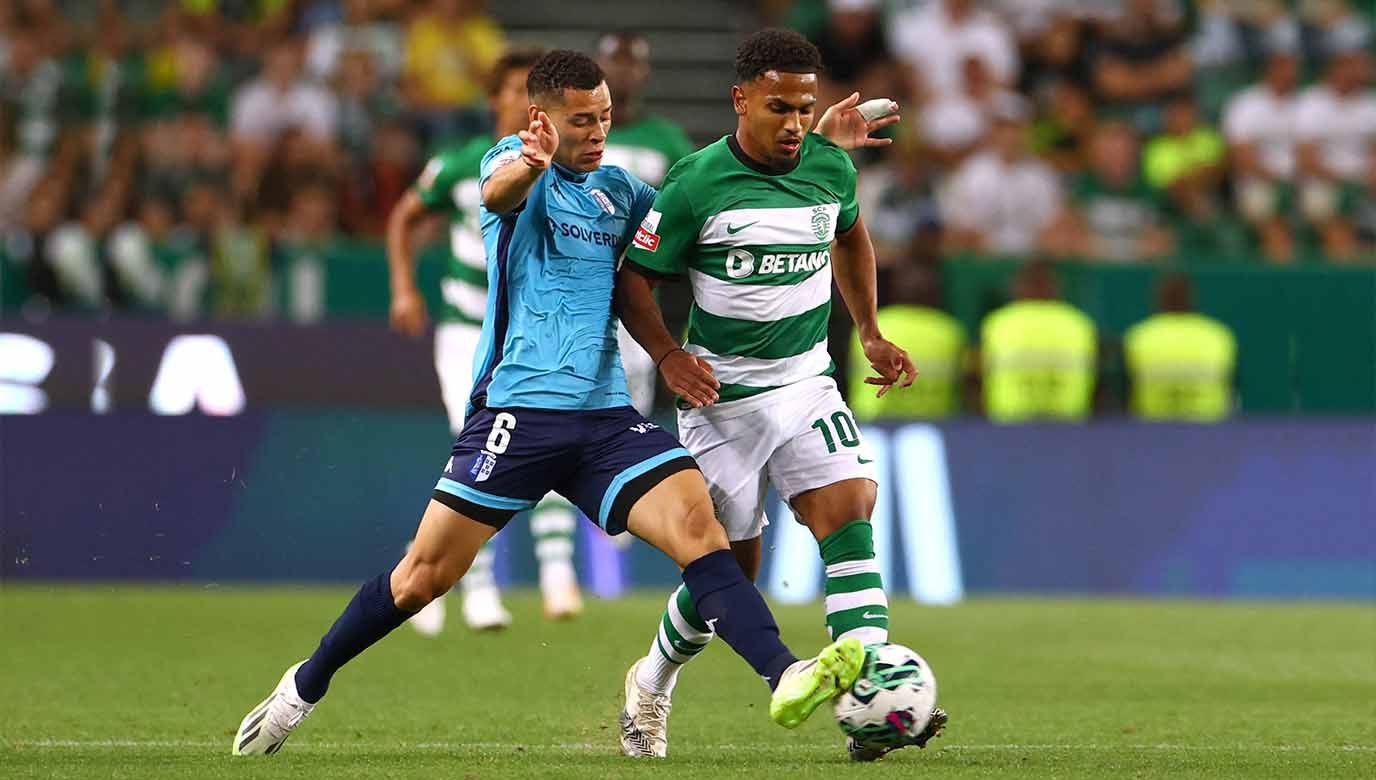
[655,347,685,369]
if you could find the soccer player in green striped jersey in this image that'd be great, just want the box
[386,48,584,635]
[615,30,942,761]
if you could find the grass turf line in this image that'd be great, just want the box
[1,586,1372,778]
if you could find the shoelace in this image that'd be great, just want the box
[637,693,670,739]
[266,693,314,734]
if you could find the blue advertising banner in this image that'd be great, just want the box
[3,413,1372,599]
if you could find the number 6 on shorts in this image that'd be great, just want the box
[486,412,516,454]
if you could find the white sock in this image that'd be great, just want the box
[532,501,577,596]
[635,585,714,695]
[460,545,497,594]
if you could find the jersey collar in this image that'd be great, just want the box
[551,161,591,183]
[727,134,801,176]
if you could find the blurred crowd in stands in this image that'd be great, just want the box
[1,0,504,317]
[4,0,1374,420]
[781,0,1376,271]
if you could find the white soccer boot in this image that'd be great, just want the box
[541,581,584,621]
[461,586,512,631]
[619,658,670,757]
[408,592,447,637]
[232,661,316,755]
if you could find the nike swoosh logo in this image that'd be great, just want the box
[857,456,874,465]
[862,611,886,620]
[726,221,758,235]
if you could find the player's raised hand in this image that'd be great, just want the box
[518,111,558,170]
[658,349,720,408]
[389,285,429,338]
[860,336,917,398]
[815,92,902,151]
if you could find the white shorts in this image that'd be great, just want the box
[435,321,483,435]
[677,376,878,542]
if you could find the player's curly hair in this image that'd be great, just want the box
[486,47,547,97]
[735,28,823,83]
[526,49,606,102]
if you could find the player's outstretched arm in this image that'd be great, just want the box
[385,189,431,338]
[615,267,720,407]
[814,92,901,151]
[482,112,557,214]
[833,215,916,397]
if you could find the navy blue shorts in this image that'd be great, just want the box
[431,405,697,535]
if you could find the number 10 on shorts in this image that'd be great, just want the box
[811,411,860,453]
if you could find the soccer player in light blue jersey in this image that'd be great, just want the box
[231,49,889,756]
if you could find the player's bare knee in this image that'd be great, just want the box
[673,493,729,555]
[391,560,454,611]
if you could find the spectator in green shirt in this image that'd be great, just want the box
[1144,96,1229,256]
[1044,121,1174,262]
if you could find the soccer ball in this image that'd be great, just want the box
[833,643,938,748]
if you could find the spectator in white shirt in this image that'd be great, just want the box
[887,0,1019,104]
[921,54,1025,167]
[1294,49,1376,260]
[230,40,339,202]
[942,95,1062,256]
[1223,49,1301,262]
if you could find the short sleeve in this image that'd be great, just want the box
[414,153,462,210]
[621,163,699,277]
[620,175,659,250]
[837,151,861,234]
[478,135,526,214]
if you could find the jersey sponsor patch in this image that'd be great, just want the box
[633,226,660,252]
[640,209,663,233]
[632,209,663,251]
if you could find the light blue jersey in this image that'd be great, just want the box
[469,135,657,411]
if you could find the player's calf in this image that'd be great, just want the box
[793,481,889,646]
[818,520,889,646]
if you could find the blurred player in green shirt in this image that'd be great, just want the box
[596,31,697,410]
[596,32,696,187]
[385,48,586,636]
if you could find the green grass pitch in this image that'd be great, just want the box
[2,586,1372,778]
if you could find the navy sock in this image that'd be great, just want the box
[682,549,797,690]
[294,570,413,703]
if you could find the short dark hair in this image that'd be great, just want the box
[735,28,823,84]
[527,49,606,101]
[486,47,547,97]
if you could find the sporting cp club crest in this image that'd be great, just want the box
[811,207,831,240]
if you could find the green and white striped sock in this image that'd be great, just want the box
[635,584,715,695]
[531,499,577,594]
[820,520,889,646]
[460,542,497,595]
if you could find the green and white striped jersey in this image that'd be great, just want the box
[414,136,491,326]
[623,133,859,404]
